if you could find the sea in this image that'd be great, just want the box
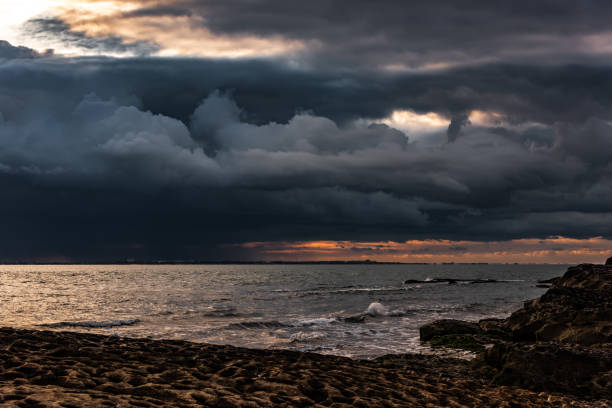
[0,264,566,358]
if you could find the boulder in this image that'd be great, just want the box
[419,319,481,341]
[483,342,612,399]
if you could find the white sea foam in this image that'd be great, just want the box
[364,302,387,316]
[293,317,337,326]
[290,331,326,343]
[386,308,413,317]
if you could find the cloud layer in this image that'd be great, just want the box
[1,41,612,261]
[22,0,612,67]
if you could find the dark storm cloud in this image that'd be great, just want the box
[0,40,51,59]
[446,113,471,143]
[23,17,159,56]
[1,45,612,260]
[141,0,612,67]
[122,6,193,18]
[4,55,612,127]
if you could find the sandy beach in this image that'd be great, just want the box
[0,327,606,407]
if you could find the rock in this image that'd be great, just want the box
[482,342,612,399]
[429,334,486,352]
[606,257,612,266]
[478,318,510,339]
[502,263,612,344]
[419,319,481,341]
[472,262,612,398]
[420,318,508,352]
[342,315,366,324]
[535,276,559,287]
[554,263,612,291]
[417,262,612,398]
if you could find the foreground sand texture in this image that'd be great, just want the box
[0,262,611,407]
[0,328,607,408]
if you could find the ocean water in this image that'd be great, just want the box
[0,264,566,358]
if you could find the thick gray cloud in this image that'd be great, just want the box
[1,41,612,260]
[0,40,51,59]
[4,55,612,127]
[120,0,612,67]
[447,113,471,142]
[22,1,612,68]
[191,91,409,154]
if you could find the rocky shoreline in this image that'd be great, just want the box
[0,262,610,407]
[420,260,612,401]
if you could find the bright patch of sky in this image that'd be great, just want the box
[0,0,60,47]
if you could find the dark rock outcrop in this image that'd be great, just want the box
[486,262,612,398]
[503,263,611,345]
[535,276,559,288]
[478,318,511,339]
[483,342,612,398]
[419,260,612,399]
[419,319,481,341]
[420,318,510,352]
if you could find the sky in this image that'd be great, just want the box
[1,1,612,263]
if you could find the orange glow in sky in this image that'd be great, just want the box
[231,236,612,264]
[1,0,304,57]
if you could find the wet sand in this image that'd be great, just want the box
[0,327,608,407]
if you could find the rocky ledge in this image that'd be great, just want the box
[420,260,612,399]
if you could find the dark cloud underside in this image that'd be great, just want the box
[139,0,612,66]
[23,1,612,67]
[3,0,612,261]
[0,40,49,59]
[1,45,612,261]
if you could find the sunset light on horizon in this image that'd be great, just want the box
[233,236,612,264]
